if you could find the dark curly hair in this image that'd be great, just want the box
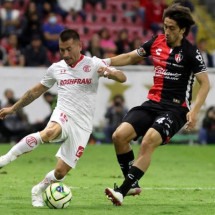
[163,4,195,36]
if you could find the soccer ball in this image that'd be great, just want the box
[43,182,72,209]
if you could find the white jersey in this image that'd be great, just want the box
[41,55,107,132]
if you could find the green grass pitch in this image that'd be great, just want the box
[0,143,214,215]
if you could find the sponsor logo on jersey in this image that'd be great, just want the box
[76,146,85,158]
[156,48,162,56]
[175,53,183,63]
[26,136,37,147]
[154,66,181,80]
[83,65,91,72]
[60,78,92,85]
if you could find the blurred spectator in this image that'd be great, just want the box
[57,0,83,13]
[0,45,7,66]
[42,13,64,54]
[130,37,147,65]
[125,0,149,24]
[115,29,131,55]
[197,38,214,68]
[144,0,167,34]
[103,94,128,143]
[0,89,30,142]
[130,37,142,50]
[22,34,50,67]
[83,0,106,9]
[137,0,149,23]
[99,27,117,58]
[32,0,57,21]
[25,1,38,19]
[173,0,194,11]
[0,0,21,37]
[31,91,57,132]
[199,106,215,144]
[3,33,24,66]
[20,3,44,47]
[84,33,104,58]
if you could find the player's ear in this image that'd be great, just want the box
[79,41,83,51]
[180,27,186,35]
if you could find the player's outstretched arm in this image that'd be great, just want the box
[98,67,127,83]
[108,50,143,66]
[0,83,49,119]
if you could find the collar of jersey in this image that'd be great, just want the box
[70,54,84,68]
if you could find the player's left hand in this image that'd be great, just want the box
[97,67,111,78]
[185,111,197,131]
[0,107,15,120]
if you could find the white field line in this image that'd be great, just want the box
[70,186,215,190]
[142,187,215,190]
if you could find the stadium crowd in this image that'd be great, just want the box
[0,0,214,144]
[1,0,213,67]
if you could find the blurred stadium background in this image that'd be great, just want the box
[0,0,215,144]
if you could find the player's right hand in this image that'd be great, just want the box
[0,107,14,120]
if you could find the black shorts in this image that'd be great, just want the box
[122,100,189,144]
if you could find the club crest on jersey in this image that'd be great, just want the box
[83,65,91,72]
[60,69,67,74]
[175,53,183,63]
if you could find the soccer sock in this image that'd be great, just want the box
[38,170,65,192]
[119,166,144,197]
[117,150,134,178]
[6,132,43,161]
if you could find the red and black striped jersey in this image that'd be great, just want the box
[137,34,207,109]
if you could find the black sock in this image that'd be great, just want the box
[117,150,134,178]
[119,166,144,197]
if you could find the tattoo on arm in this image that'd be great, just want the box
[13,89,42,112]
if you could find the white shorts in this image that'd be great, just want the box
[48,108,91,168]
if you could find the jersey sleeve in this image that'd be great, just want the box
[93,56,117,78]
[189,47,207,74]
[40,66,56,88]
[136,36,157,57]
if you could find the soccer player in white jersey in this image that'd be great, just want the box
[0,29,127,207]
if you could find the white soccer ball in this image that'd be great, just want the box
[43,182,72,209]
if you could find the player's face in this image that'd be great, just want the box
[163,17,185,48]
[59,38,82,66]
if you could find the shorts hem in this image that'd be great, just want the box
[55,154,76,169]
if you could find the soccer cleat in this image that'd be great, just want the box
[31,185,44,207]
[0,154,16,168]
[126,184,142,196]
[105,187,123,206]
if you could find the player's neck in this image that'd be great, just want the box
[70,54,84,68]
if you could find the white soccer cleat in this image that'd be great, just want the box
[31,185,44,207]
[0,154,16,168]
[105,187,123,206]
[126,187,142,196]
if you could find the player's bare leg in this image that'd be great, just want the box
[0,122,61,168]
[0,132,43,168]
[32,158,71,207]
[114,123,142,196]
[105,128,162,205]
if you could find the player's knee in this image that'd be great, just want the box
[141,135,160,151]
[112,130,124,144]
[41,128,56,142]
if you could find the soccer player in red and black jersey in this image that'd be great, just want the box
[103,4,210,206]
